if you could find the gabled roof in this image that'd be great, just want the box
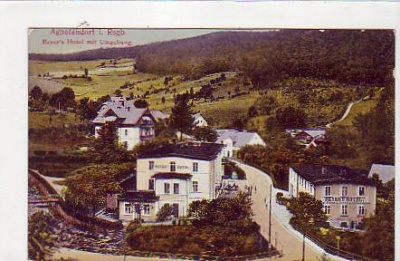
[287,128,326,139]
[368,164,395,183]
[192,113,204,120]
[291,164,375,186]
[150,110,170,121]
[138,142,224,161]
[152,172,192,180]
[216,129,265,148]
[93,107,154,125]
[119,173,137,191]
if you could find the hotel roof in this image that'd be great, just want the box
[291,164,375,186]
[138,142,224,161]
[152,172,192,180]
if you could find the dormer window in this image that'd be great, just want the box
[359,186,365,196]
[170,162,176,172]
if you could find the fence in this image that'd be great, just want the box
[28,169,123,231]
[291,223,375,261]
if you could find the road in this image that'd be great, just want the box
[235,161,333,261]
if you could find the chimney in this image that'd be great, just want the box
[321,167,327,175]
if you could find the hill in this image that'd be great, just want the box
[29,30,394,87]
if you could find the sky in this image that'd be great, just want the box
[29,28,221,54]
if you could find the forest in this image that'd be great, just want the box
[29,29,394,87]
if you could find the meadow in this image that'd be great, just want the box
[29,59,379,132]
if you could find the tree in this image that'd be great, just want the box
[77,97,99,121]
[362,194,394,260]
[188,199,209,219]
[156,204,173,222]
[247,106,258,118]
[134,99,149,108]
[30,86,43,100]
[190,192,257,233]
[230,118,245,131]
[64,164,130,216]
[289,192,328,231]
[255,95,278,115]
[169,94,194,140]
[275,106,306,129]
[28,212,57,261]
[192,126,218,142]
[115,89,122,96]
[49,87,76,110]
[92,122,132,163]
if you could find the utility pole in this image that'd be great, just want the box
[302,230,306,261]
[269,183,272,248]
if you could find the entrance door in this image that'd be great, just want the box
[172,203,179,218]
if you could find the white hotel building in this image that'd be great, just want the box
[289,164,376,229]
[118,142,224,222]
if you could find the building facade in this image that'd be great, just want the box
[216,129,266,158]
[118,142,224,222]
[92,96,156,150]
[289,164,376,229]
[192,113,209,127]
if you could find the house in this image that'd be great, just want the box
[286,128,328,149]
[150,109,170,122]
[368,164,395,183]
[92,96,156,150]
[216,129,266,158]
[118,142,225,222]
[289,164,376,229]
[192,113,208,127]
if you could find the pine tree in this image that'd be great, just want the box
[169,94,194,140]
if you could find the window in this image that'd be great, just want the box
[170,162,176,172]
[174,183,180,194]
[144,204,150,215]
[164,183,170,194]
[148,179,154,190]
[149,161,154,170]
[193,162,199,172]
[342,186,348,196]
[124,203,132,214]
[341,205,348,216]
[125,129,128,136]
[325,186,331,196]
[359,186,365,196]
[323,205,331,215]
[192,181,198,192]
[358,205,365,215]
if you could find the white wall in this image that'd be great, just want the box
[117,126,140,150]
[289,167,315,198]
[94,125,140,150]
[220,138,233,158]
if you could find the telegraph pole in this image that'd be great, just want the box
[269,183,272,248]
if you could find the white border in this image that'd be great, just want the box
[0,2,399,260]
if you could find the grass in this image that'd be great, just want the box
[29,59,372,131]
[28,111,82,129]
[335,91,381,127]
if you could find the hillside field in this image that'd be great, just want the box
[29,59,380,131]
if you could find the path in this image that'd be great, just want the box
[233,160,348,261]
[52,248,165,261]
[326,96,370,128]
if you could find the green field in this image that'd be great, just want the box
[29,59,371,130]
[335,90,381,127]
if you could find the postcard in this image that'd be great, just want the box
[1,2,399,261]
